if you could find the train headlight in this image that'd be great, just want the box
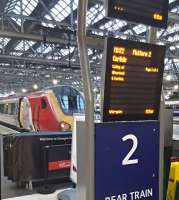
[60,122,71,131]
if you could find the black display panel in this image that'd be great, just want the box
[105,0,169,28]
[102,38,166,122]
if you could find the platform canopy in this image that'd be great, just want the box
[0,0,178,98]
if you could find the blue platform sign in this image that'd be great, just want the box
[95,121,159,200]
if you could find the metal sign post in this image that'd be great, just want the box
[0,135,2,200]
[148,27,165,200]
[77,1,94,200]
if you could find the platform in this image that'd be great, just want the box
[0,125,72,200]
[0,125,18,135]
[3,189,65,200]
[0,125,33,199]
[1,122,179,200]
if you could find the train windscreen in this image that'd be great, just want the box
[52,86,85,115]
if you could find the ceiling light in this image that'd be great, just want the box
[167,91,172,96]
[166,75,172,81]
[10,91,15,95]
[22,88,27,93]
[53,79,58,85]
[174,85,178,90]
[33,84,38,90]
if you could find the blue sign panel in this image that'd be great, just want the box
[95,121,159,200]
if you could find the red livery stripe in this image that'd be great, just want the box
[48,160,71,171]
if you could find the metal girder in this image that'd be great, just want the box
[0,13,70,27]
[0,54,102,69]
[171,60,179,81]
[85,36,104,49]
[0,30,179,60]
[1,0,96,56]
[0,54,75,65]
[2,2,178,56]
[22,0,60,32]
[0,0,8,13]
[1,29,179,58]
[3,0,97,50]
[169,0,179,10]
[24,1,96,57]
[0,65,82,76]
[0,30,104,49]
[168,12,179,23]
[3,0,59,53]
[167,54,179,59]
[161,31,179,39]
[0,30,76,45]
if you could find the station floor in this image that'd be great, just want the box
[1,123,179,200]
[3,190,66,200]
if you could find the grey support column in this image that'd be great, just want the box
[77,1,95,200]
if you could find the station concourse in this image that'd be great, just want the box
[0,1,179,200]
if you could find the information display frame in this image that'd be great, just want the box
[102,37,166,122]
[105,0,169,28]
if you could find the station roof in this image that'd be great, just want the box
[0,0,178,98]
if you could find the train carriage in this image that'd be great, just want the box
[0,85,85,132]
[0,98,19,128]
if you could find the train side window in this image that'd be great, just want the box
[0,104,3,113]
[15,103,18,114]
[11,103,16,115]
[60,95,69,112]
[8,104,12,115]
[3,104,6,114]
[69,96,77,110]
[41,98,47,109]
[4,104,8,114]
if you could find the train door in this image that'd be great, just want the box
[28,97,40,131]
[19,97,35,131]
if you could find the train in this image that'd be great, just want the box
[0,85,85,131]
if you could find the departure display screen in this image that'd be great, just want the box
[105,0,169,28]
[102,38,166,122]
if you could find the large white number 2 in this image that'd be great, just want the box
[122,134,139,166]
